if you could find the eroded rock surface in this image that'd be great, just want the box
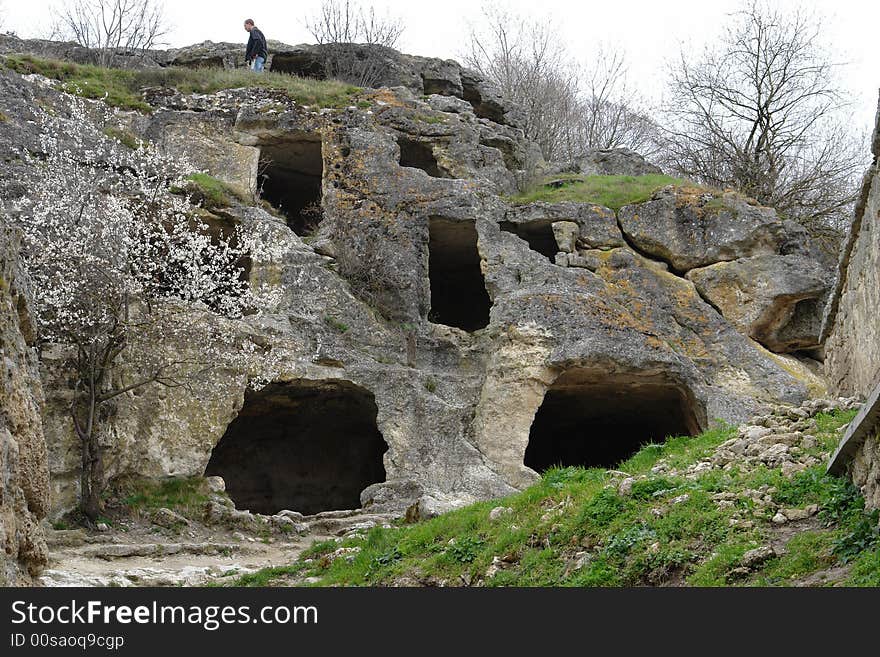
[0,39,837,525]
[687,255,828,352]
[618,187,808,273]
[0,224,50,584]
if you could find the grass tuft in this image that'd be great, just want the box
[509,174,692,210]
[116,477,210,515]
[2,54,360,112]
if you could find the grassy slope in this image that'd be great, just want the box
[510,174,692,211]
[0,54,359,111]
[233,409,880,587]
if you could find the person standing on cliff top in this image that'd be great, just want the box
[244,19,268,72]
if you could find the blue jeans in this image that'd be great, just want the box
[251,56,265,72]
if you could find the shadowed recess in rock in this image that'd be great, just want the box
[428,217,491,331]
[524,369,702,472]
[397,135,449,178]
[499,220,558,261]
[259,134,323,236]
[205,380,387,516]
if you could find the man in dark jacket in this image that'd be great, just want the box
[244,19,268,72]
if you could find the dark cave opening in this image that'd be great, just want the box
[523,370,702,472]
[205,380,387,516]
[259,136,324,236]
[428,217,491,332]
[398,135,447,178]
[499,220,558,261]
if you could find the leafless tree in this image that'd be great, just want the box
[660,0,865,244]
[464,7,659,164]
[51,0,168,67]
[464,7,578,161]
[562,48,663,160]
[305,0,403,47]
[304,0,405,87]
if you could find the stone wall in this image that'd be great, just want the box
[823,97,880,397]
[0,223,49,585]
[823,94,880,509]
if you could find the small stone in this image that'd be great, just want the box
[489,506,513,521]
[96,522,109,532]
[771,512,788,524]
[618,477,635,496]
[205,476,226,493]
[152,507,189,529]
[670,493,690,505]
[551,221,580,253]
[782,505,818,521]
[742,426,773,441]
[741,545,776,569]
[485,556,504,578]
[781,461,807,477]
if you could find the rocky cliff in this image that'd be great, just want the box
[824,95,880,509]
[0,38,833,524]
[0,224,49,584]
[824,98,880,397]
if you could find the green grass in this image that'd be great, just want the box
[1,54,360,111]
[413,113,446,124]
[116,476,210,516]
[232,564,307,587]
[509,174,692,211]
[102,126,140,149]
[323,315,350,333]
[229,409,876,587]
[175,173,245,209]
[847,548,880,585]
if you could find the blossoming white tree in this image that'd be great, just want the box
[11,99,279,521]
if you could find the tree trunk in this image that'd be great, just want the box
[73,381,105,523]
[80,431,104,522]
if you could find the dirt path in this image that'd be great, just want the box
[39,521,336,586]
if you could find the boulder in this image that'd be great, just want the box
[618,187,807,272]
[572,148,662,176]
[687,255,830,352]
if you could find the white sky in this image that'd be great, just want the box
[4,0,879,132]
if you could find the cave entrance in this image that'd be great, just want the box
[398,135,447,178]
[523,369,702,472]
[500,220,558,261]
[259,135,323,236]
[428,217,491,331]
[205,380,387,516]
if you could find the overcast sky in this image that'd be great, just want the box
[4,0,879,132]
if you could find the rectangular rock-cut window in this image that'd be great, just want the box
[428,217,491,331]
[398,135,449,178]
[259,134,324,236]
[499,220,558,261]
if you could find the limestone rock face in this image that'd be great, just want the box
[823,96,880,509]
[504,202,625,251]
[687,255,829,353]
[618,187,807,273]
[824,101,880,397]
[572,148,662,176]
[0,224,50,585]
[0,42,834,520]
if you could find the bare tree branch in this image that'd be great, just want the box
[659,0,866,245]
[303,0,405,87]
[51,0,168,67]
[463,5,659,164]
